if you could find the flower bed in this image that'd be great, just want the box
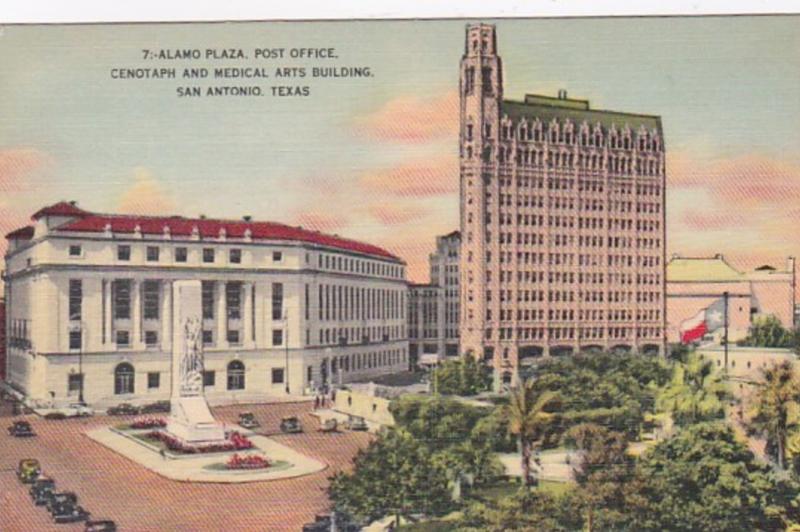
[226,453,271,470]
[145,430,254,454]
[130,416,167,429]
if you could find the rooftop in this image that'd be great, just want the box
[502,93,662,133]
[667,255,743,282]
[10,202,403,263]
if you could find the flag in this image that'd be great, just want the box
[680,297,726,344]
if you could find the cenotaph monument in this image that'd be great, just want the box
[166,280,227,444]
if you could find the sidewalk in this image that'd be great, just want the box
[87,427,326,483]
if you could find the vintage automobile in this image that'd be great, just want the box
[46,492,78,515]
[344,415,368,431]
[238,411,260,429]
[106,403,139,416]
[85,519,117,532]
[139,400,170,414]
[8,420,36,437]
[17,458,41,483]
[30,477,56,505]
[279,416,303,434]
[319,418,338,433]
[52,502,90,524]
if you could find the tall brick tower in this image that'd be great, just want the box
[458,23,667,385]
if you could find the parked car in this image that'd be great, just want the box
[106,403,139,416]
[17,459,41,483]
[279,416,303,434]
[344,415,368,431]
[43,411,68,420]
[238,412,260,429]
[140,400,170,414]
[61,403,93,417]
[85,519,117,532]
[8,420,36,437]
[319,418,338,433]
[30,477,56,505]
[52,502,89,524]
[47,492,78,515]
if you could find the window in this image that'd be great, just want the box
[203,370,216,387]
[203,330,214,345]
[69,330,82,350]
[227,330,240,344]
[271,368,284,384]
[272,282,283,320]
[229,248,242,264]
[117,245,131,261]
[114,363,135,394]
[143,280,160,320]
[146,246,160,262]
[145,331,158,346]
[202,281,215,319]
[227,360,245,390]
[69,280,82,321]
[175,247,188,263]
[226,282,242,320]
[67,373,83,395]
[147,372,160,389]
[272,329,283,346]
[113,280,132,319]
[69,245,82,257]
[273,251,283,262]
[116,330,130,347]
[203,248,215,263]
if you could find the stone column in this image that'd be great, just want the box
[161,280,172,352]
[243,282,253,348]
[132,279,142,349]
[103,279,112,346]
[216,281,227,348]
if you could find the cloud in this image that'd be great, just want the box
[292,212,350,233]
[0,148,53,193]
[681,212,748,231]
[117,167,175,215]
[367,203,426,226]
[360,156,458,197]
[353,90,459,143]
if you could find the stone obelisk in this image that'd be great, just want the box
[165,280,226,443]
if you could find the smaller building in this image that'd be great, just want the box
[667,254,796,344]
[428,231,460,357]
[408,284,445,367]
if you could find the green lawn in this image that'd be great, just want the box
[471,478,573,503]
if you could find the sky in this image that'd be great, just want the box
[1,16,800,283]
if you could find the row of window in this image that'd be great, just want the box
[317,253,403,280]
[487,325,663,342]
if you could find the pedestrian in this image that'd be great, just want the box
[314,395,320,410]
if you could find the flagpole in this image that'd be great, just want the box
[723,291,729,373]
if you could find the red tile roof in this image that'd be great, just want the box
[56,213,402,262]
[5,226,34,240]
[31,201,90,220]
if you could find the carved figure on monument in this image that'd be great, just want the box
[179,316,204,397]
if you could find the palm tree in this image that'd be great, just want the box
[750,360,799,470]
[506,379,559,486]
[656,352,728,426]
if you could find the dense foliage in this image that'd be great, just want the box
[738,314,798,348]
[656,352,728,426]
[433,357,492,396]
[750,360,800,470]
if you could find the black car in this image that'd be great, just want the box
[8,420,35,437]
[46,492,78,514]
[140,401,170,414]
[106,403,139,416]
[85,520,117,532]
[238,412,260,429]
[279,416,303,434]
[30,477,56,505]
[52,502,89,524]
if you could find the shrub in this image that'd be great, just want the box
[130,416,167,429]
[146,430,254,454]
[226,453,270,470]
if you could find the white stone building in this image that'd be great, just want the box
[4,202,409,407]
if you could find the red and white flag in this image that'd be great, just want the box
[680,298,726,344]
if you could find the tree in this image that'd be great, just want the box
[750,360,800,470]
[328,429,452,525]
[506,379,560,486]
[433,357,492,396]
[740,314,793,348]
[459,488,583,531]
[656,352,728,426]
[563,423,633,532]
[390,395,488,451]
[627,422,790,531]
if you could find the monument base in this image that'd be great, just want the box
[166,396,226,444]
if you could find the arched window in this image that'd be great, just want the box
[227,360,245,390]
[114,363,135,395]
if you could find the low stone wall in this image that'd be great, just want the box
[333,389,394,427]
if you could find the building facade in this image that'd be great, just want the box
[408,283,445,367]
[667,254,796,344]
[4,202,409,407]
[429,231,461,357]
[458,24,667,381]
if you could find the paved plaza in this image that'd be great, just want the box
[0,400,372,531]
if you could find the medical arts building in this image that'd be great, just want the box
[3,202,409,406]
